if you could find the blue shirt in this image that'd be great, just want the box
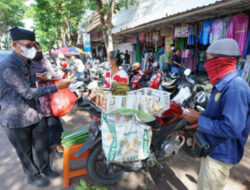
[198,70,250,164]
[199,19,214,45]
[171,54,181,68]
[0,52,57,129]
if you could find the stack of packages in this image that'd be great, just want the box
[110,83,130,95]
[61,125,90,148]
[94,83,131,111]
[94,87,109,110]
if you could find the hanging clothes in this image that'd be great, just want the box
[227,13,249,56]
[165,36,174,51]
[221,16,232,39]
[136,42,141,63]
[241,55,250,84]
[166,50,173,64]
[175,27,182,38]
[177,38,185,50]
[187,24,197,45]
[198,51,206,74]
[181,49,195,72]
[181,24,189,37]
[199,19,214,45]
[139,33,145,42]
[210,19,223,44]
[243,29,250,59]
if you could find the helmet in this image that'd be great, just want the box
[169,72,179,79]
[58,53,65,59]
[206,39,240,57]
[62,62,67,68]
[152,62,159,69]
[132,62,141,70]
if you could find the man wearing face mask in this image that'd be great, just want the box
[183,38,250,190]
[0,27,72,188]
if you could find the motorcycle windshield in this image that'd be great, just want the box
[172,86,192,105]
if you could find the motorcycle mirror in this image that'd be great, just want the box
[184,69,191,76]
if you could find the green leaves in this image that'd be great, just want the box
[80,179,88,189]
[27,0,87,51]
[0,0,25,49]
[74,179,108,190]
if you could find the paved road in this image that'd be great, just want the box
[0,110,249,190]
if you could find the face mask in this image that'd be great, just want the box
[205,57,237,85]
[33,52,43,61]
[20,46,36,59]
[104,62,110,70]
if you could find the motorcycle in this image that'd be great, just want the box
[74,68,207,185]
[147,62,163,89]
[129,68,149,90]
[128,62,151,90]
[165,69,211,157]
[75,98,187,185]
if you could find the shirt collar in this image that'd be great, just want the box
[214,70,239,91]
[11,51,28,68]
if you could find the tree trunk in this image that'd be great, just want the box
[103,28,113,54]
[96,0,115,55]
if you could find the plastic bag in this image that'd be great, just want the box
[51,88,77,117]
[101,113,152,162]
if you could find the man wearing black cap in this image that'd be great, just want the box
[0,27,72,188]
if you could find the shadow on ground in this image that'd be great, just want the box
[0,110,249,190]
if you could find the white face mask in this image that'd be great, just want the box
[20,46,37,59]
[104,61,110,70]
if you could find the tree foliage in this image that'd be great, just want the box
[86,0,136,53]
[27,0,86,52]
[0,0,25,49]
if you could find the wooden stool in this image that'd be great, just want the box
[63,143,90,188]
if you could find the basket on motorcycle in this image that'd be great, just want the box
[127,88,170,115]
[103,93,138,113]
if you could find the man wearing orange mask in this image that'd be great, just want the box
[183,39,250,190]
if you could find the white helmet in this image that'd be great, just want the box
[58,53,65,59]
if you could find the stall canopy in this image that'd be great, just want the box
[51,47,70,55]
[51,47,84,55]
[68,47,85,54]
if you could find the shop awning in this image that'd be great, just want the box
[112,0,250,36]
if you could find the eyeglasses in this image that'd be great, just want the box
[16,42,34,49]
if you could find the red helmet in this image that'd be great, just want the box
[62,62,68,68]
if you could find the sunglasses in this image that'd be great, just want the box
[16,42,34,49]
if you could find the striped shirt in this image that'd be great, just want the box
[104,70,129,88]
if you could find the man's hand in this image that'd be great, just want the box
[183,108,202,124]
[56,79,72,90]
[65,72,74,80]
[36,73,50,81]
